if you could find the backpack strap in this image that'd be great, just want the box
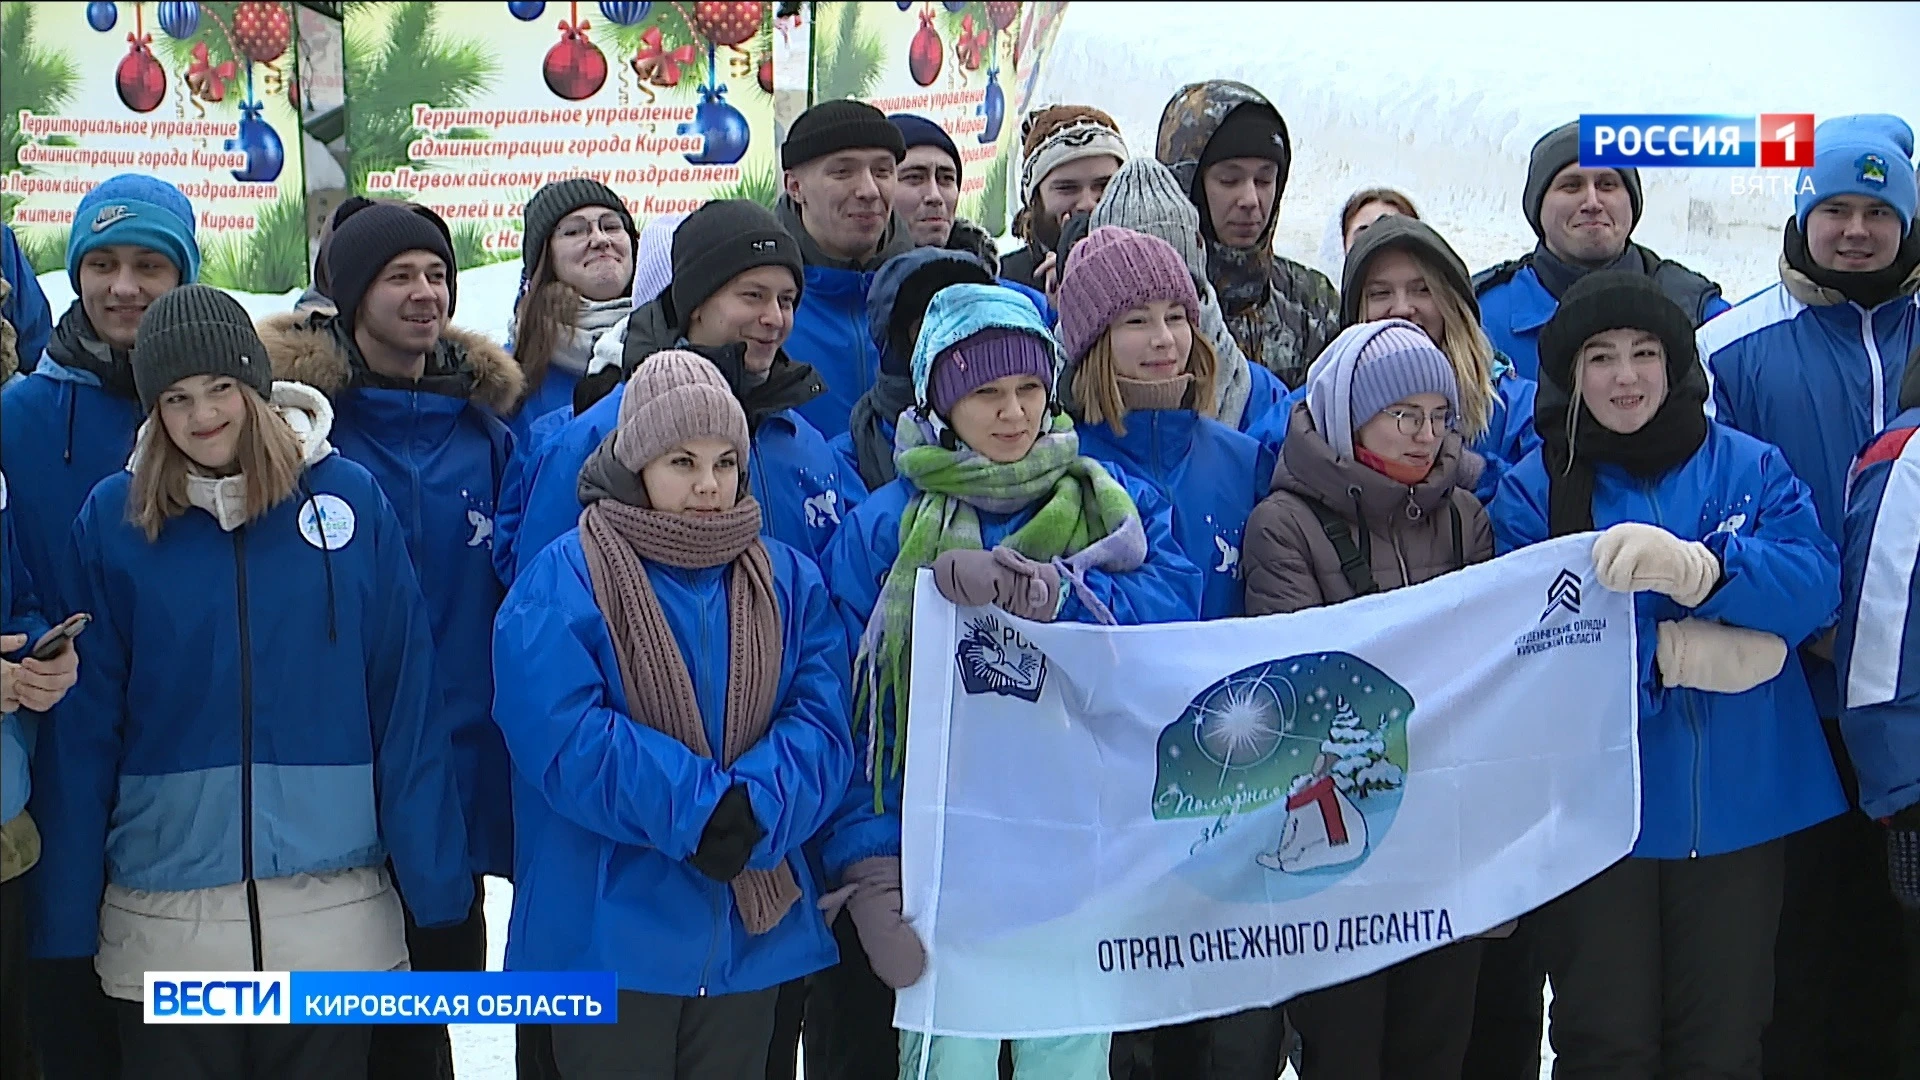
[1450,498,1465,571]
[1304,498,1378,597]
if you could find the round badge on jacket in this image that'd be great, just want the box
[298,494,356,551]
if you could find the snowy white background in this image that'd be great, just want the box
[27,3,1919,1075]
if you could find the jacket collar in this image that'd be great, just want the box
[257,309,523,413]
[777,196,915,273]
[1086,409,1200,467]
[1272,400,1479,525]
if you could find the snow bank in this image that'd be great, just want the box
[1034,1,1920,300]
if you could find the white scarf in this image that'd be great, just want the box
[542,296,633,379]
[136,382,337,532]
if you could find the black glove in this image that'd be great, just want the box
[689,784,764,883]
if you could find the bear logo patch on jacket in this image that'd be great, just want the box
[298,494,356,550]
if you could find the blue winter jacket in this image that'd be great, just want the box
[2,471,52,827]
[492,532,852,995]
[1490,423,1846,858]
[1476,362,1542,505]
[1076,411,1272,619]
[1,349,146,617]
[1237,363,1292,456]
[814,469,1204,880]
[503,380,861,583]
[506,367,579,447]
[1,227,51,374]
[1836,411,1920,819]
[1702,265,1920,717]
[30,453,474,958]
[1477,260,1730,381]
[789,262,884,441]
[261,313,521,879]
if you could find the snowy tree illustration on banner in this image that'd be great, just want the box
[1154,651,1411,881]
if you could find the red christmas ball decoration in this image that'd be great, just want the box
[690,1,764,47]
[116,40,167,113]
[757,56,773,95]
[232,2,291,64]
[908,12,941,87]
[985,1,1018,32]
[543,24,607,101]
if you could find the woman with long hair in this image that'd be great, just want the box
[29,286,472,1080]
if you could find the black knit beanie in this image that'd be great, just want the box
[1524,121,1644,239]
[131,285,274,411]
[1339,214,1477,327]
[670,200,804,332]
[1537,270,1696,389]
[327,203,459,333]
[782,99,905,170]
[1199,102,1291,184]
[521,177,637,278]
[885,255,995,377]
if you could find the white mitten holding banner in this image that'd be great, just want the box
[1655,618,1789,694]
[1593,522,1721,606]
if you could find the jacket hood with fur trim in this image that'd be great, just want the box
[256,310,523,414]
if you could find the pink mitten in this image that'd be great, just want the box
[829,856,926,989]
[990,547,1062,622]
[933,549,1012,608]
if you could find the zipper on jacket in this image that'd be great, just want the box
[695,596,724,996]
[1642,480,1706,857]
[234,528,265,970]
[1858,305,1887,432]
[408,393,424,539]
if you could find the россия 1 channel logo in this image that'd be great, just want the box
[1579,114,1816,169]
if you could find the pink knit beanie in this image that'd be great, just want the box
[1056,226,1201,362]
[612,350,751,473]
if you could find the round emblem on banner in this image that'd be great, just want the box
[298,494,356,551]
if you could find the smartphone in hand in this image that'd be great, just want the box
[30,613,90,661]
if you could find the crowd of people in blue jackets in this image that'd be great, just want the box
[0,80,1917,1080]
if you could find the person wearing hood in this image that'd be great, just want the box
[887,112,1055,322]
[1092,154,1293,454]
[1490,271,1844,1079]
[29,286,472,1080]
[1156,80,1340,390]
[255,202,520,1080]
[1241,320,1492,1079]
[1,173,200,1078]
[1343,214,1540,504]
[805,283,1201,1080]
[502,199,860,583]
[1000,105,1129,295]
[1058,225,1272,620]
[1697,114,1920,1078]
[778,99,918,440]
[833,246,997,491]
[491,351,852,1080]
[507,178,640,441]
[2,224,52,375]
[1316,187,1419,282]
[1837,344,1920,1058]
[1474,120,1729,382]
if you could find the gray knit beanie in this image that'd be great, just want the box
[1349,322,1459,432]
[132,285,274,411]
[1523,121,1643,239]
[1091,157,1207,281]
[612,349,751,474]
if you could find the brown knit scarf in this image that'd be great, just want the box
[577,496,800,934]
[1117,373,1194,412]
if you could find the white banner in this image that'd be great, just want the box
[894,534,1640,1038]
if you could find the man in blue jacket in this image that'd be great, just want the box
[1839,346,1920,1066]
[3,174,199,1080]
[1702,113,1920,1080]
[777,99,916,440]
[1473,120,1729,380]
[254,202,515,1080]
[1,225,51,377]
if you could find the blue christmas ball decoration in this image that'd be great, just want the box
[87,2,118,32]
[508,1,546,19]
[679,84,750,166]
[977,67,1004,144]
[895,1,912,8]
[598,2,650,24]
[226,102,285,183]
[943,1,968,11]
[157,1,199,39]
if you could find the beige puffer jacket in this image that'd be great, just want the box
[1244,401,1492,615]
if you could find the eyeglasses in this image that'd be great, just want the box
[554,215,628,243]
[1380,406,1455,437]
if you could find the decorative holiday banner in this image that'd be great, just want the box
[342,1,777,271]
[806,1,1071,238]
[2,1,308,290]
[894,535,1641,1037]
